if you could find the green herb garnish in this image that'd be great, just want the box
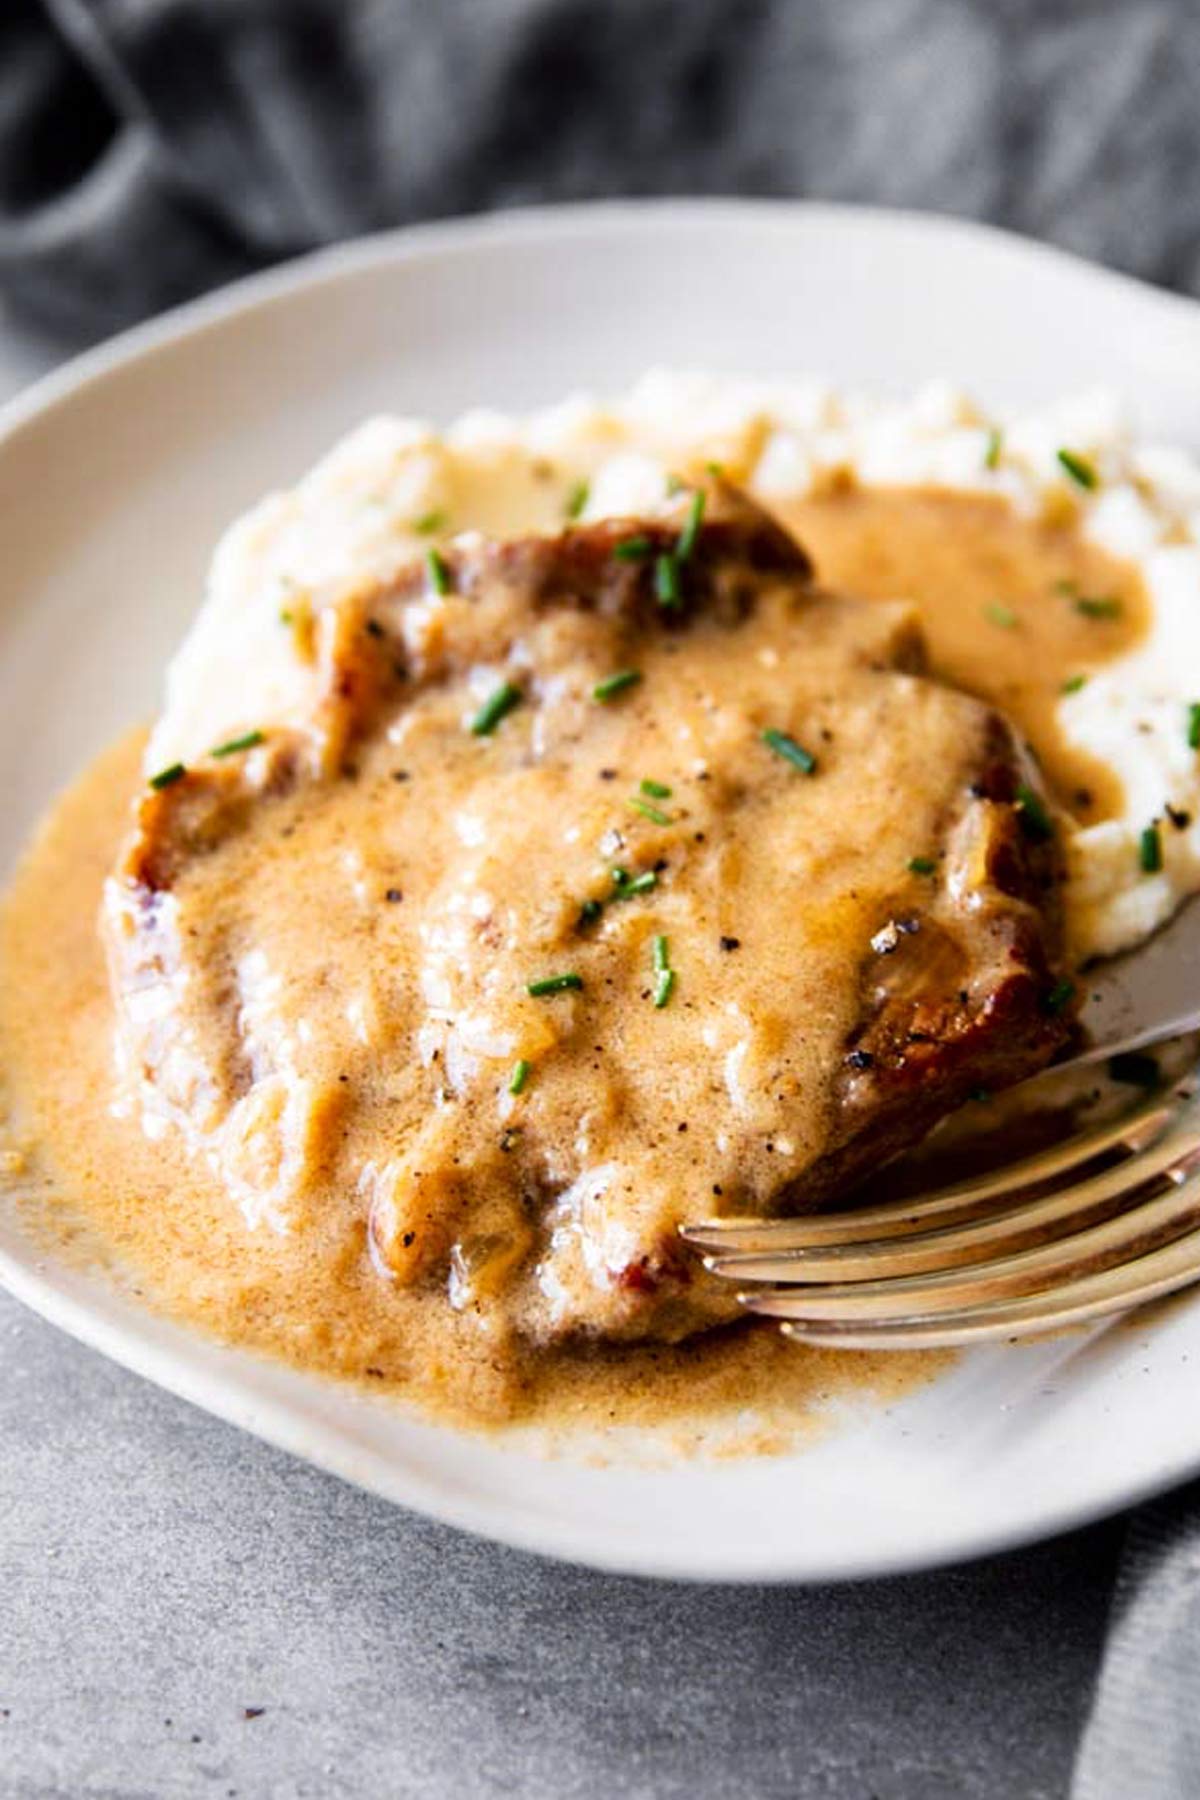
[593,669,643,703]
[654,553,682,607]
[762,728,818,775]
[210,730,265,758]
[676,490,705,562]
[1045,979,1076,1015]
[640,778,672,799]
[614,535,653,562]
[1188,702,1200,751]
[616,870,657,898]
[470,682,522,736]
[1057,448,1099,490]
[652,934,674,1008]
[1015,783,1054,842]
[426,547,452,594]
[578,899,603,926]
[907,856,937,875]
[508,1059,531,1096]
[984,427,1003,470]
[1139,823,1163,874]
[1061,675,1088,695]
[985,602,1017,629]
[149,763,186,791]
[629,797,672,826]
[1074,595,1121,620]
[565,481,589,521]
[527,973,583,997]
[414,509,446,535]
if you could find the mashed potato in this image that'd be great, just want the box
[148,372,1200,962]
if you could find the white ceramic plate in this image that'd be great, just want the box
[5,201,1200,1583]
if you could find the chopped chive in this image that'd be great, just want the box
[705,460,725,478]
[578,898,604,927]
[470,682,522,737]
[1109,1051,1160,1089]
[508,1059,531,1096]
[985,602,1018,629]
[149,762,186,791]
[984,427,1003,470]
[1045,979,1076,1015]
[527,973,583,997]
[426,547,452,594]
[619,871,657,898]
[640,778,672,799]
[564,480,589,521]
[907,856,937,875]
[413,509,447,535]
[1139,822,1163,874]
[614,535,653,562]
[280,608,293,626]
[762,728,818,775]
[676,490,705,562]
[1057,448,1098,490]
[1188,702,1200,751]
[629,797,672,826]
[1074,595,1121,620]
[610,866,631,889]
[1015,783,1054,842]
[210,729,265,758]
[593,668,642,703]
[654,553,682,607]
[1061,675,1088,695]
[652,934,674,1007]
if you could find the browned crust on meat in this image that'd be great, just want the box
[453,487,812,625]
[807,714,1072,1211]
[116,482,811,896]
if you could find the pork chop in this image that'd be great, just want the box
[103,482,1073,1343]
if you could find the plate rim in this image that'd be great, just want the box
[5,196,1200,1582]
[4,195,1199,455]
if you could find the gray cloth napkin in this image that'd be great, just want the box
[1073,1480,1200,1799]
[4,4,1200,1794]
[6,0,1200,341]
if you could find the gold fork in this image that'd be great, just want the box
[681,1045,1200,1350]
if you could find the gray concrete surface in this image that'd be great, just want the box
[1,1294,1121,1800]
[0,313,1123,1800]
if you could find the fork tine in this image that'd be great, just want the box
[776,1225,1200,1349]
[681,1077,1193,1255]
[743,1168,1200,1321]
[705,1132,1200,1283]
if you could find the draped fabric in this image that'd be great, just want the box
[4,1,1200,342]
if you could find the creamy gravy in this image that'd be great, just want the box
[0,731,942,1440]
[781,485,1147,820]
[0,488,1146,1442]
